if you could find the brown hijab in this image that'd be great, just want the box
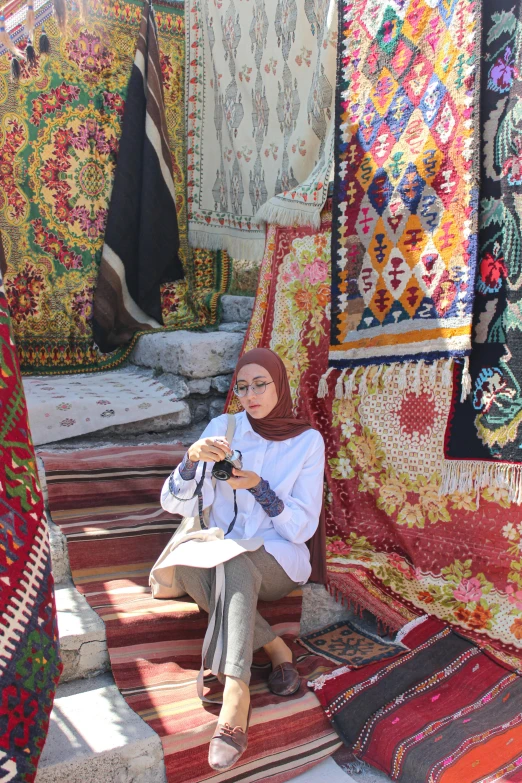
[235,347,312,441]
[234,347,326,584]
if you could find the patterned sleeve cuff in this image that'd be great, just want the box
[178,452,199,481]
[248,478,285,518]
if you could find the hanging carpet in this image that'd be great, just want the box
[443,0,522,507]
[0,272,62,782]
[92,0,183,353]
[0,0,229,375]
[312,616,522,782]
[186,0,337,262]
[39,444,342,783]
[326,0,481,395]
[226,200,522,669]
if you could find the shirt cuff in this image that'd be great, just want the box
[178,452,199,481]
[248,478,285,518]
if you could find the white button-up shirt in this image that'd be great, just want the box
[160,411,325,584]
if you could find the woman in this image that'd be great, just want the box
[161,347,325,772]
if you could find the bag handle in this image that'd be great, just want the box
[225,412,236,445]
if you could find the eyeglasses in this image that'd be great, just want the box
[233,381,274,398]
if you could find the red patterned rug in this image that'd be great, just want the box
[39,445,341,782]
[226,201,522,669]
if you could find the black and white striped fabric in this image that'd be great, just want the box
[93,0,183,352]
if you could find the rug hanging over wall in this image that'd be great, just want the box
[186,0,338,262]
[0,271,62,782]
[443,0,522,507]
[326,0,481,396]
[0,0,230,375]
[227,202,522,670]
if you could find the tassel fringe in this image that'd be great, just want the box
[0,14,25,60]
[39,27,50,54]
[441,460,522,506]
[79,0,89,23]
[335,368,347,399]
[317,367,334,399]
[460,356,472,402]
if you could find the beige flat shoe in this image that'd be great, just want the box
[208,705,252,772]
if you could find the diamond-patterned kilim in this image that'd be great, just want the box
[329,0,480,372]
[0,272,62,781]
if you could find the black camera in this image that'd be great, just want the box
[212,450,243,481]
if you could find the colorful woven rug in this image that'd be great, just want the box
[298,618,406,667]
[39,444,342,782]
[0,273,61,782]
[443,0,522,507]
[326,0,481,395]
[0,0,229,374]
[23,367,185,446]
[186,0,337,262]
[226,201,522,668]
[312,616,522,782]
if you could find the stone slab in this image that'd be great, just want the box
[36,673,166,783]
[187,377,212,395]
[155,373,190,399]
[130,331,243,379]
[300,583,352,636]
[47,515,71,587]
[211,374,233,394]
[221,295,254,323]
[289,757,390,783]
[55,585,109,682]
[218,321,248,333]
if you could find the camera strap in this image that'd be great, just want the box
[168,461,238,534]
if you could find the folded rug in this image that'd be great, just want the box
[312,616,522,782]
[186,0,337,261]
[39,444,341,783]
[92,0,183,353]
[0,274,61,783]
[24,366,185,445]
[325,0,481,397]
[298,618,406,667]
[443,0,522,507]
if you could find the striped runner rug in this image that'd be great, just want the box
[39,445,341,782]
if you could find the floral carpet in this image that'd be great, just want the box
[228,201,522,669]
[0,0,229,374]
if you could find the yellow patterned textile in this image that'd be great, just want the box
[0,0,229,374]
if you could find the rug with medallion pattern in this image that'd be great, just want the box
[0,0,230,374]
[226,201,522,669]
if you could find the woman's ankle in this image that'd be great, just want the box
[263,636,293,668]
[219,676,250,730]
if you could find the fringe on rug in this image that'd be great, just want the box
[255,197,323,230]
[326,578,408,634]
[317,357,472,401]
[188,228,265,264]
[308,665,351,691]
[441,459,522,505]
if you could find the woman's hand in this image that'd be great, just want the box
[227,469,261,491]
[187,437,231,463]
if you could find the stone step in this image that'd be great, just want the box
[130,329,244,378]
[55,585,109,682]
[221,294,254,324]
[36,673,166,783]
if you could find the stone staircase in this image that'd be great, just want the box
[34,297,389,783]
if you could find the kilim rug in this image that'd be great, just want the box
[0,272,61,782]
[0,0,229,374]
[298,618,406,667]
[39,444,342,782]
[325,0,481,396]
[23,367,185,446]
[312,616,522,782]
[92,0,184,353]
[186,0,337,262]
[226,201,522,668]
[443,0,522,507]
